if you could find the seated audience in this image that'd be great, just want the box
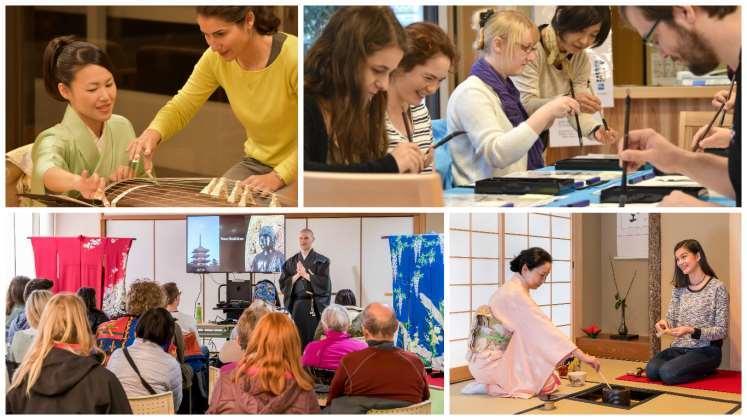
[96,280,168,361]
[219,299,274,373]
[162,282,202,356]
[6,276,30,330]
[7,279,54,347]
[162,282,198,339]
[314,289,363,340]
[6,293,131,414]
[303,304,367,371]
[208,312,320,414]
[77,287,109,334]
[106,308,183,411]
[9,290,53,363]
[326,302,430,413]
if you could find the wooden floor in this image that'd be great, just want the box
[450,358,741,415]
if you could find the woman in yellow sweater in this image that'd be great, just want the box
[128,6,297,193]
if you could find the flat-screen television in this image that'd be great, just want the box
[186,215,285,273]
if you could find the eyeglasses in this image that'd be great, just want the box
[517,42,537,55]
[642,18,661,48]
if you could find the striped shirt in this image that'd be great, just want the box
[386,102,434,172]
[666,277,728,348]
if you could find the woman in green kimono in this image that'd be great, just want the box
[31,35,142,199]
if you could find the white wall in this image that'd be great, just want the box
[100,215,416,314]
[7,212,82,279]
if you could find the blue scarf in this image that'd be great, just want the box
[470,58,544,170]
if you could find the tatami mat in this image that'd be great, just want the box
[451,358,741,415]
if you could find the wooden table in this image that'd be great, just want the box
[576,334,650,362]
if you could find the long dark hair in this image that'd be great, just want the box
[672,239,717,288]
[76,287,98,312]
[305,6,407,165]
[6,276,31,316]
[42,36,115,102]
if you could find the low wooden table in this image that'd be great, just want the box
[576,334,650,362]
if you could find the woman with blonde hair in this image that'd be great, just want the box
[208,312,320,414]
[447,9,580,185]
[9,290,53,363]
[6,293,131,413]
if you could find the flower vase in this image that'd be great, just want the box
[617,304,628,336]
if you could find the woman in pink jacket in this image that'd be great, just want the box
[302,304,367,370]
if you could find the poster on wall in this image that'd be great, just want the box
[616,213,649,258]
[531,6,615,147]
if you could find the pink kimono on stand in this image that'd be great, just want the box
[468,275,576,398]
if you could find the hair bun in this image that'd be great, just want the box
[479,9,495,28]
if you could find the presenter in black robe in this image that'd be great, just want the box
[279,228,331,349]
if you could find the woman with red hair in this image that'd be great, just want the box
[207,312,320,414]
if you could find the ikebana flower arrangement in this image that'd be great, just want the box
[610,258,637,337]
[582,324,602,338]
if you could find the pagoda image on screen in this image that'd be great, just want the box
[188,235,218,272]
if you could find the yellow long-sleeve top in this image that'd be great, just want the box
[148,34,298,183]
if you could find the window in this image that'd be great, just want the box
[449,213,573,367]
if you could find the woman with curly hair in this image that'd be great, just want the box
[385,22,458,172]
[94,280,172,362]
[128,7,298,194]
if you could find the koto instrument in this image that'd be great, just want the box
[21,177,287,207]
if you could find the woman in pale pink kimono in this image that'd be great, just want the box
[467,247,600,398]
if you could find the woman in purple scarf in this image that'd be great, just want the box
[446,9,580,186]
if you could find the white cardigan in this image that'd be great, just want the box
[446,75,541,186]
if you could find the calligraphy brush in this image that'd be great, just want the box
[619,89,631,208]
[692,99,730,152]
[718,76,737,127]
[568,80,584,151]
[433,131,467,149]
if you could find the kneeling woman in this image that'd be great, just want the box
[304,6,425,173]
[447,10,580,186]
[32,36,143,199]
[648,239,728,385]
[468,248,599,398]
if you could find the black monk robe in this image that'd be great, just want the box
[279,249,331,349]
